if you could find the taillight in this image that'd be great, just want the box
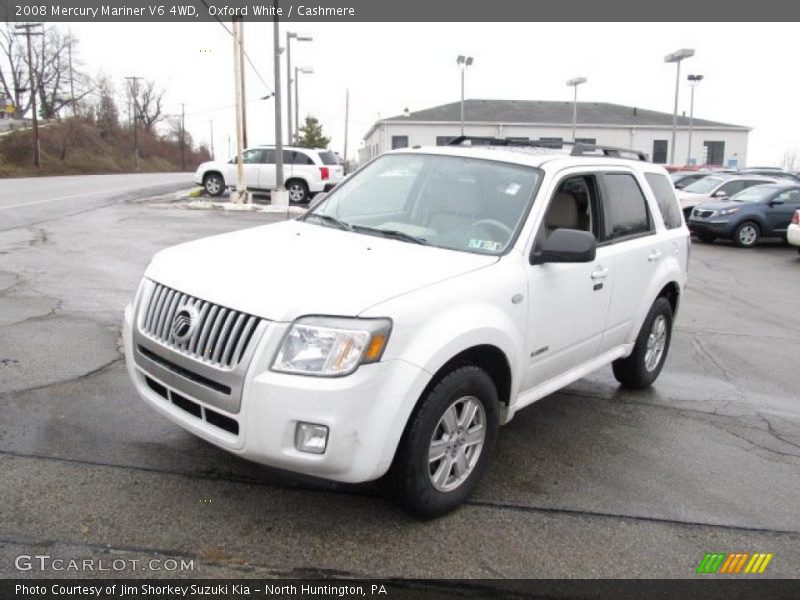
[792,210,800,225]
[319,167,329,180]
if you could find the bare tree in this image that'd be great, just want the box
[0,22,31,118]
[133,79,165,132]
[0,23,91,120]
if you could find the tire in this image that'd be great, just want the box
[203,172,224,197]
[286,179,310,204]
[612,297,673,390]
[391,365,499,519]
[733,221,761,248]
[697,234,716,244]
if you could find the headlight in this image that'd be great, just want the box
[272,316,392,376]
[718,207,740,216]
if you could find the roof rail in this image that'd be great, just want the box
[446,136,649,162]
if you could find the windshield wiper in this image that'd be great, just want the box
[350,225,430,245]
[304,213,352,231]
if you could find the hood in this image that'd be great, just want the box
[693,200,738,212]
[144,220,498,322]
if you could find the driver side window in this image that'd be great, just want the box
[539,175,599,243]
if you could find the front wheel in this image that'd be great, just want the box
[612,297,673,389]
[391,365,499,518]
[733,221,761,248]
[203,173,225,197]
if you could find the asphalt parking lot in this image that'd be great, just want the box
[1,192,799,580]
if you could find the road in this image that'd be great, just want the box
[0,173,193,232]
[0,191,799,581]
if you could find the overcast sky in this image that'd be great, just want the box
[66,22,799,166]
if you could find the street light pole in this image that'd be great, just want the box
[295,66,313,144]
[272,12,288,207]
[664,48,694,165]
[686,74,703,165]
[285,31,312,146]
[456,55,473,136]
[566,77,587,142]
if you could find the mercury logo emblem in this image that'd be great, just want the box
[171,305,198,343]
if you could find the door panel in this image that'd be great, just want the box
[524,248,613,389]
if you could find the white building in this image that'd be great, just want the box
[360,99,750,167]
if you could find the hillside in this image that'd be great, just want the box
[0,117,210,178]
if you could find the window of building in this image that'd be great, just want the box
[436,136,457,146]
[644,173,682,229]
[704,141,725,165]
[538,137,563,148]
[391,136,409,150]
[652,140,668,164]
[600,173,652,240]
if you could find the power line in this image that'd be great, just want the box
[199,0,273,95]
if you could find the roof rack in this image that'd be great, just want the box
[446,136,649,162]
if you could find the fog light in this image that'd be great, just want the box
[295,422,329,454]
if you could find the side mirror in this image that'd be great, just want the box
[713,189,728,198]
[531,228,597,265]
[769,198,785,206]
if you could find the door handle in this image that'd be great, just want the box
[590,266,609,280]
[647,250,663,262]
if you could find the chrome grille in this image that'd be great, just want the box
[141,282,261,369]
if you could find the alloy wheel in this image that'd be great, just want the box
[427,396,486,492]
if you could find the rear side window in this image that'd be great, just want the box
[645,173,683,229]
[600,173,652,240]
[318,151,340,165]
[285,151,314,165]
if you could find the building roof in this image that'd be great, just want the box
[376,99,749,131]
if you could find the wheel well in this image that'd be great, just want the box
[203,170,223,183]
[286,177,308,188]
[424,345,512,407]
[657,282,681,317]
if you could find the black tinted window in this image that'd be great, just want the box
[601,173,652,240]
[284,151,314,165]
[318,151,339,165]
[645,173,682,229]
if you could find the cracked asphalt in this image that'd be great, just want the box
[1,177,799,580]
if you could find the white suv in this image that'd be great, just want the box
[126,139,689,517]
[194,145,344,203]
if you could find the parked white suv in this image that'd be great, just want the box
[194,145,344,203]
[125,138,689,517]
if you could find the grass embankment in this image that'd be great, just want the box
[0,118,209,178]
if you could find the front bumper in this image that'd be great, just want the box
[688,218,735,238]
[123,303,431,483]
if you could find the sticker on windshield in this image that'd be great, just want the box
[504,183,521,195]
[469,239,503,252]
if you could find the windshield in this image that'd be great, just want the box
[683,176,727,194]
[731,185,781,203]
[305,153,541,255]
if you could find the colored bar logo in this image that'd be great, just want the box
[696,552,773,574]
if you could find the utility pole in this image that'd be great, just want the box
[14,23,44,168]
[343,88,349,170]
[286,31,292,145]
[271,10,288,207]
[239,21,248,149]
[67,34,76,117]
[232,18,247,203]
[180,102,186,171]
[209,119,214,159]
[124,76,141,171]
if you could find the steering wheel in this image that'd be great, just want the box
[470,219,513,239]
